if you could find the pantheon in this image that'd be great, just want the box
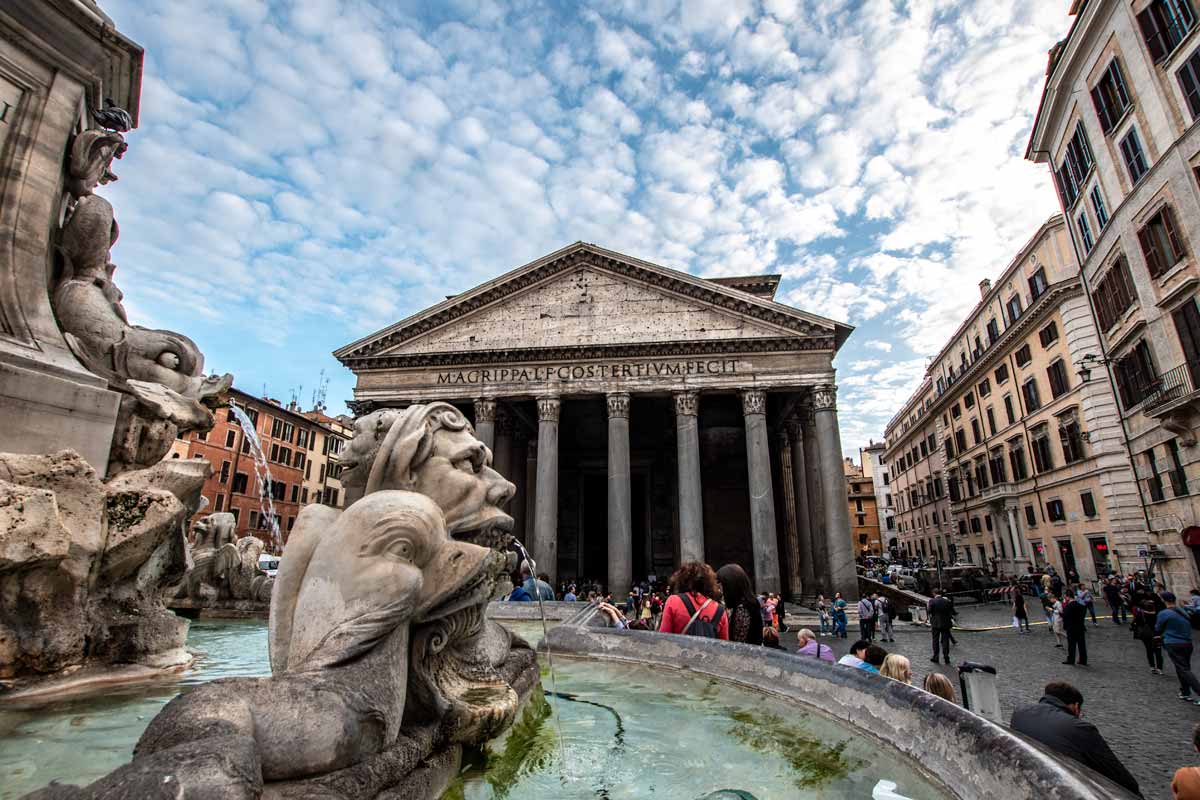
[336,243,857,600]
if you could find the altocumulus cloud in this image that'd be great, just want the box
[101,0,1063,450]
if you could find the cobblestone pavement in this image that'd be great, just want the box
[781,602,1195,799]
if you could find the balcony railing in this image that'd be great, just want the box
[1141,361,1200,414]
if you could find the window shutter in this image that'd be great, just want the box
[1180,57,1200,118]
[1091,84,1112,132]
[1139,225,1164,277]
[1163,206,1187,261]
[1139,8,1167,62]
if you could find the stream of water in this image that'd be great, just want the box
[227,402,282,551]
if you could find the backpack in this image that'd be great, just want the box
[678,593,725,638]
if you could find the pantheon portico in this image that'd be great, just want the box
[335,243,857,600]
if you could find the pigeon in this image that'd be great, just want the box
[92,98,132,132]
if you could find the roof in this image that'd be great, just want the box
[1025,3,1089,161]
[705,274,782,300]
[335,242,852,362]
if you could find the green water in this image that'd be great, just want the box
[0,619,948,800]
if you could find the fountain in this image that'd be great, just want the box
[227,403,283,551]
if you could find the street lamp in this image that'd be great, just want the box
[1075,353,1108,384]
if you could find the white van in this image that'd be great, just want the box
[258,554,280,578]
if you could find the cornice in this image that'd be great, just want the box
[335,244,852,362]
[927,277,1082,417]
[342,335,832,371]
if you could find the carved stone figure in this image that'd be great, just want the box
[172,512,273,604]
[53,124,232,477]
[29,491,537,799]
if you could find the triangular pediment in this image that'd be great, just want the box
[335,243,851,363]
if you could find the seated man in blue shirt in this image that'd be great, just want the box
[1157,591,1200,703]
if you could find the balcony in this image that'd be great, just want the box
[979,482,1019,503]
[1141,360,1200,446]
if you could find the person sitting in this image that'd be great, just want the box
[862,644,888,673]
[595,602,629,629]
[836,640,871,669]
[922,672,956,703]
[762,626,785,650]
[506,583,532,602]
[563,584,577,602]
[879,653,911,684]
[1010,682,1140,796]
[795,628,835,662]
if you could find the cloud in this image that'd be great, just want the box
[100,0,1067,457]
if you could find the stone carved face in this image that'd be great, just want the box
[340,405,516,545]
[192,512,236,551]
[281,491,497,672]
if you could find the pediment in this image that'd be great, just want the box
[336,243,851,363]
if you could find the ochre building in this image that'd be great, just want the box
[337,243,857,599]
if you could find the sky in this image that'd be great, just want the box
[101,0,1067,457]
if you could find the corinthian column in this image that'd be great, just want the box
[674,391,704,563]
[787,417,816,597]
[533,397,560,584]
[802,405,827,593]
[813,385,857,599]
[742,389,781,594]
[493,407,513,480]
[607,392,632,597]
[473,398,496,451]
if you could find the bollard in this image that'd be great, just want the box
[957,662,1001,723]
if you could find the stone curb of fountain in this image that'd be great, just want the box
[544,623,1138,800]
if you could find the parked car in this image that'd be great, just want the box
[914,565,999,600]
[888,565,919,590]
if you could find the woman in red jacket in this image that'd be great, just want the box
[659,561,729,640]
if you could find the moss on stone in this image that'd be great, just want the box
[441,690,555,799]
[725,708,861,790]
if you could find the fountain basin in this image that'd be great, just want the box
[543,624,1137,800]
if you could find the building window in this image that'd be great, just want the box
[1138,0,1197,63]
[978,378,991,397]
[951,403,962,419]
[249,510,259,529]
[1053,124,1095,208]
[986,407,997,435]
[1115,339,1158,409]
[1182,47,1200,119]
[232,472,249,494]
[970,517,982,534]
[1059,416,1085,463]
[290,484,299,503]
[1081,491,1097,518]
[1006,294,1023,323]
[1119,128,1150,184]
[1009,439,1029,480]
[995,363,1009,384]
[270,481,286,501]
[225,430,236,448]
[1003,394,1016,425]
[1039,322,1060,348]
[1090,186,1109,229]
[214,494,224,512]
[1022,377,1042,412]
[1092,57,1133,133]
[319,463,326,482]
[294,452,306,471]
[1077,211,1095,253]
[301,487,309,503]
[975,458,990,490]
[1031,425,1054,473]
[955,429,967,452]
[1138,205,1187,278]
[1168,438,1190,496]
[1029,267,1049,301]
[1094,255,1136,331]
[986,318,1000,344]
[1025,504,1038,527]
[1146,447,1166,502]
[219,460,230,484]
[964,391,975,409]
[270,418,283,439]
[984,514,994,532]
[1046,499,1066,522]
[988,449,1007,483]
[971,418,982,445]
[1047,359,1070,399]
[958,519,968,536]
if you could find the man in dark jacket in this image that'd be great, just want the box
[1011,682,1140,796]
[927,589,955,664]
[1062,590,1089,666]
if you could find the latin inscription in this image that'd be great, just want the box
[436,359,738,385]
[0,75,22,155]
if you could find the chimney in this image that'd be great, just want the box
[979,278,991,300]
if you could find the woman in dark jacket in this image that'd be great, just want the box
[717,563,763,645]
[1131,597,1164,673]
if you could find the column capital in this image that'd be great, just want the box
[474,398,497,424]
[537,396,561,423]
[811,384,837,412]
[741,388,767,416]
[785,416,803,439]
[674,391,699,417]
[606,392,630,419]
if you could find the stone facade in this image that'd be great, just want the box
[1029,0,1200,590]
[860,441,895,549]
[337,242,857,599]
[845,457,882,556]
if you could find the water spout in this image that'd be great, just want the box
[228,402,282,552]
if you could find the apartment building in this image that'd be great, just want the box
[302,408,353,508]
[882,377,955,562]
[926,217,1147,580]
[845,458,883,557]
[860,441,895,550]
[1028,0,1200,588]
[175,388,351,550]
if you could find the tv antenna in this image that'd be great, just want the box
[312,370,329,412]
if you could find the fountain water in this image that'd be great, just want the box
[227,402,282,551]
